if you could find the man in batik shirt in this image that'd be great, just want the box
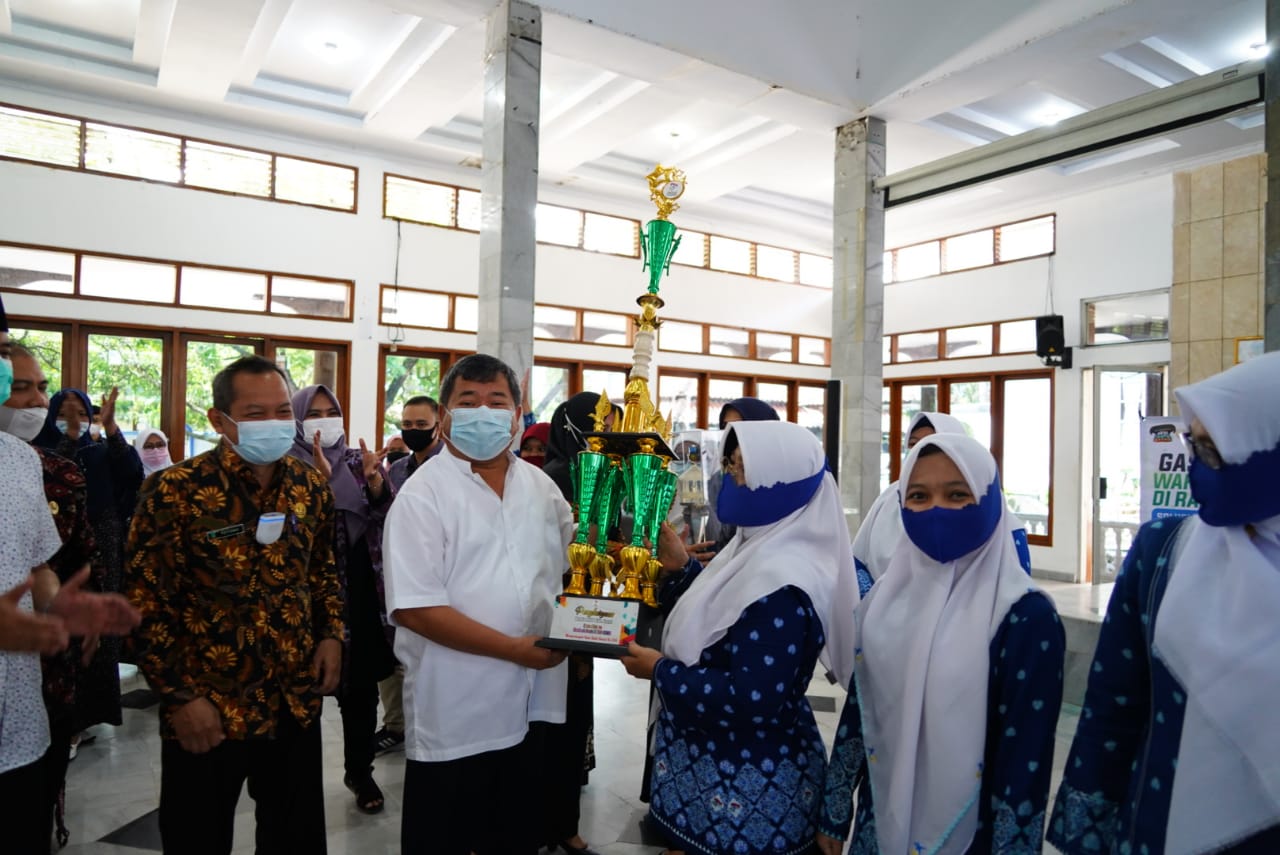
[126,355,344,855]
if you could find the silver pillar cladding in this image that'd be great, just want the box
[477,0,541,383]
[832,117,887,533]
[1267,0,1280,352]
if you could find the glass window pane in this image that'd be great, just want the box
[275,346,341,396]
[708,377,746,422]
[896,330,939,362]
[80,256,176,303]
[180,267,267,312]
[1001,377,1052,526]
[583,212,637,255]
[997,216,1055,261]
[943,229,994,272]
[756,245,796,282]
[7,327,64,392]
[456,189,481,231]
[797,385,825,441]
[798,336,828,366]
[530,365,570,424]
[882,251,894,284]
[900,383,939,448]
[0,246,75,294]
[582,367,628,405]
[895,241,940,280]
[672,230,707,267]
[757,332,793,362]
[183,140,271,196]
[945,324,994,358]
[270,276,351,319]
[659,320,703,353]
[947,380,992,447]
[709,236,752,274]
[383,353,443,440]
[999,319,1038,353]
[274,157,356,210]
[756,382,789,420]
[381,288,449,328]
[385,176,455,226]
[708,326,749,358]
[582,311,629,346]
[799,253,833,288]
[536,204,582,247]
[659,373,700,434]
[84,123,181,182]
[453,295,478,332]
[1086,291,1170,345]
[534,305,577,341]
[0,106,81,167]
[88,333,164,434]
[184,339,259,458]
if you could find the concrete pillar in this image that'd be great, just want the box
[831,117,887,532]
[1267,0,1280,351]
[477,0,541,383]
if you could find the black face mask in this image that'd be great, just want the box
[385,450,410,465]
[402,426,438,452]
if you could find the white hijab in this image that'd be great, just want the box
[855,433,1037,855]
[662,421,859,689]
[852,411,970,582]
[1156,351,1280,854]
[133,427,173,475]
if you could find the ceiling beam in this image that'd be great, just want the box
[350,18,457,116]
[232,0,293,88]
[363,21,484,138]
[157,0,270,100]
[133,0,176,68]
[0,0,11,36]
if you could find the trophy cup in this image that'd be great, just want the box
[539,165,687,657]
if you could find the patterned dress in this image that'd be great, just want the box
[820,592,1065,854]
[649,563,827,855]
[1047,518,1280,854]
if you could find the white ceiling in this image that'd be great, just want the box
[0,0,1265,249]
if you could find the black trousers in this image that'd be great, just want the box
[0,747,54,854]
[402,730,543,855]
[537,663,594,843]
[158,712,326,855]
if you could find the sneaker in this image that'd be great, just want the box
[372,727,404,756]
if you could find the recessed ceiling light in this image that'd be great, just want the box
[1244,36,1269,58]
[324,41,340,51]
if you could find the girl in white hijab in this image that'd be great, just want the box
[1048,351,1280,854]
[133,428,172,476]
[818,432,1064,855]
[621,421,859,855]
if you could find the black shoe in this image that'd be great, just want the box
[372,727,404,756]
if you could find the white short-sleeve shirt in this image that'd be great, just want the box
[0,433,65,773]
[383,448,575,762]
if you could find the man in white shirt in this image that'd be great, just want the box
[383,353,574,855]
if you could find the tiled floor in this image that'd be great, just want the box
[58,645,1082,854]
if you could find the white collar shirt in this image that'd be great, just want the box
[0,433,65,773]
[383,447,574,762]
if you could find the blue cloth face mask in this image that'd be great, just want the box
[717,467,826,528]
[0,357,11,407]
[222,414,296,465]
[447,406,515,461]
[900,479,1004,564]
[1188,446,1280,527]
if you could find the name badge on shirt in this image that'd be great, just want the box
[206,523,246,542]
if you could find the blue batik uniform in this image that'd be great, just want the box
[820,591,1065,854]
[649,562,828,855]
[1047,518,1280,854]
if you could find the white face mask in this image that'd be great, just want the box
[302,416,345,449]
[0,405,49,442]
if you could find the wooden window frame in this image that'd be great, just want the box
[885,213,1056,285]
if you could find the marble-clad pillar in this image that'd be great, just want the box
[478,0,541,384]
[1266,0,1280,352]
[831,117,887,532]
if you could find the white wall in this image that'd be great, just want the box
[883,174,1174,579]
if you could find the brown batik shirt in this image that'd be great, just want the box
[125,441,344,740]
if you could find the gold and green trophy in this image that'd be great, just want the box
[539,166,687,657]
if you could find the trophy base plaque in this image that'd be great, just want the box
[537,595,661,658]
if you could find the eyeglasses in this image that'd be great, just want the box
[1183,432,1224,470]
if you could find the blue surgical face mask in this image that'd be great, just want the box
[222,414,296,465]
[901,479,1004,564]
[1188,447,1280,527]
[717,467,826,528]
[447,406,515,461]
[0,357,11,407]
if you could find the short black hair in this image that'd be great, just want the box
[440,354,520,407]
[404,395,439,413]
[212,355,289,413]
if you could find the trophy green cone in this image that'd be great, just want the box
[648,468,680,554]
[642,219,680,294]
[571,451,609,544]
[594,463,623,554]
[625,454,666,548]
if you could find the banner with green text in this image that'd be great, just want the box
[1139,417,1198,522]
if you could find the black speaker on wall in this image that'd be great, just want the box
[1035,314,1072,368]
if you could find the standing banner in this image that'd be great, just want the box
[1139,417,1199,522]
